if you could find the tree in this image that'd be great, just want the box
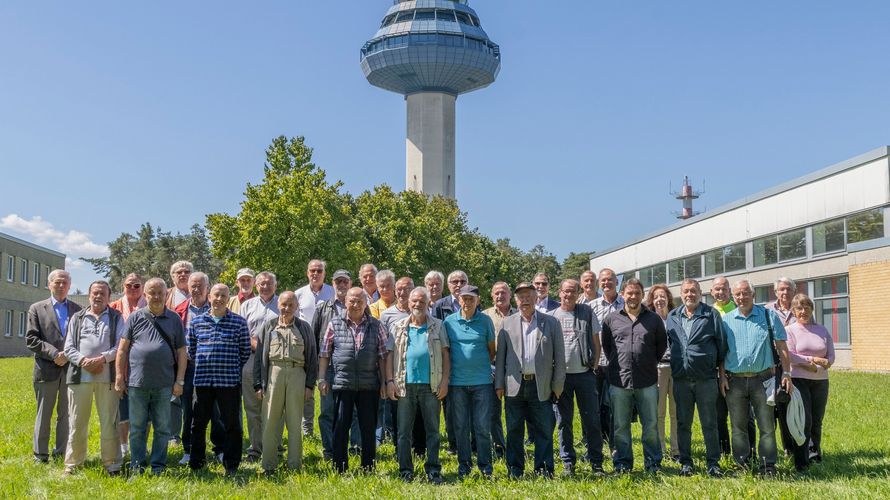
[558,250,595,284]
[83,223,223,291]
[206,136,368,290]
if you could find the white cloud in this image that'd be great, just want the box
[64,257,85,270]
[0,214,109,258]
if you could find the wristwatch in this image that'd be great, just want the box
[176,380,185,386]
[316,379,326,386]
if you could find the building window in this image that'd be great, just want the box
[847,208,884,244]
[812,218,845,255]
[20,259,28,285]
[455,11,473,25]
[754,285,774,304]
[436,9,457,22]
[724,243,746,272]
[45,266,51,288]
[395,11,414,23]
[640,264,666,288]
[413,10,436,21]
[3,311,10,337]
[18,311,25,337]
[778,229,806,262]
[815,275,848,297]
[815,297,850,345]
[5,255,12,282]
[669,255,702,283]
[32,262,40,287]
[753,236,778,267]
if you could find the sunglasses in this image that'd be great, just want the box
[125,284,142,289]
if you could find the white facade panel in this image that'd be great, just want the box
[590,153,890,274]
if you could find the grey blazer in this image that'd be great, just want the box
[26,297,82,383]
[495,312,566,401]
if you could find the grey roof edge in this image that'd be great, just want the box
[0,231,67,259]
[590,146,890,261]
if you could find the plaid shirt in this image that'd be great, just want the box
[320,313,390,359]
[187,310,251,388]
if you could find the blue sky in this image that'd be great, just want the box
[2,1,889,289]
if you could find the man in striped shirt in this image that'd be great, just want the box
[187,284,251,476]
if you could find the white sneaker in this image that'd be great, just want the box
[179,453,190,465]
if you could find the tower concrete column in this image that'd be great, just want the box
[406,92,456,198]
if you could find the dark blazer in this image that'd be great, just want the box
[253,317,318,392]
[665,302,726,380]
[432,295,459,321]
[26,297,82,383]
[537,297,561,314]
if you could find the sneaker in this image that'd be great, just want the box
[349,446,361,456]
[679,464,694,477]
[399,471,414,482]
[707,466,724,478]
[591,464,606,477]
[245,454,260,463]
[427,472,444,485]
[179,454,191,466]
[62,467,76,477]
[561,463,575,478]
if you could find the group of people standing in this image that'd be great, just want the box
[25,260,834,480]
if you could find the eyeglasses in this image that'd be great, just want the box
[533,281,549,286]
[308,269,324,274]
[449,279,466,285]
[125,284,142,289]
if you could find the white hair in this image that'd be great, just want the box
[169,260,194,276]
[425,270,444,284]
[256,271,277,284]
[308,259,326,271]
[360,263,378,274]
[774,277,796,291]
[448,270,468,282]
[376,269,396,284]
[411,286,431,303]
[47,269,71,283]
[190,272,210,287]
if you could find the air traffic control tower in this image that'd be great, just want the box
[361,1,500,198]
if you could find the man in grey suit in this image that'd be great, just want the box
[495,282,566,479]
[532,273,560,314]
[26,269,82,463]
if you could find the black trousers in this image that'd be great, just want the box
[189,386,242,471]
[333,390,379,472]
[778,378,829,469]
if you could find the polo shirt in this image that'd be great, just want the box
[444,310,495,386]
[125,308,186,389]
[722,305,787,374]
[405,325,430,384]
[294,283,334,324]
[713,300,737,317]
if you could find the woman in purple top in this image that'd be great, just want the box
[785,293,834,472]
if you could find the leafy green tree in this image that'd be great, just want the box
[83,223,223,291]
[206,136,368,290]
[558,250,595,284]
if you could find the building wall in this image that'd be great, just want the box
[0,233,65,357]
[850,260,890,371]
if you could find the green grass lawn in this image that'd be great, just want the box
[1,357,888,498]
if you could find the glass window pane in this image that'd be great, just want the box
[778,229,806,262]
[816,297,850,345]
[640,267,652,288]
[724,243,746,272]
[652,264,666,285]
[414,10,435,21]
[815,275,848,297]
[812,218,845,255]
[455,12,472,25]
[396,12,414,22]
[668,259,683,283]
[684,255,702,279]
[753,237,777,267]
[704,249,723,276]
[847,209,884,244]
[436,10,457,22]
[754,285,774,304]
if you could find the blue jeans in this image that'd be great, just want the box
[128,385,172,473]
[396,384,441,476]
[319,366,360,457]
[610,383,661,471]
[555,371,602,466]
[451,384,494,475]
[725,372,778,467]
[673,378,720,469]
[505,379,554,477]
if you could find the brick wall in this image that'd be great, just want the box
[850,260,890,372]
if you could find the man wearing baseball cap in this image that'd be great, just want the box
[228,268,256,316]
[443,285,496,479]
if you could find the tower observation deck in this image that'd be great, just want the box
[360,0,501,198]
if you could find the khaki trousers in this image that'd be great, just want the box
[261,362,306,471]
[657,364,679,456]
[65,382,122,472]
[242,353,263,456]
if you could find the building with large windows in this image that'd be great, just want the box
[0,232,65,357]
[589,147,890,371]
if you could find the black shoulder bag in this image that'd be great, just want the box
[149,315,179,375]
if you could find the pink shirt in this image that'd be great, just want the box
[786,322,835,380]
